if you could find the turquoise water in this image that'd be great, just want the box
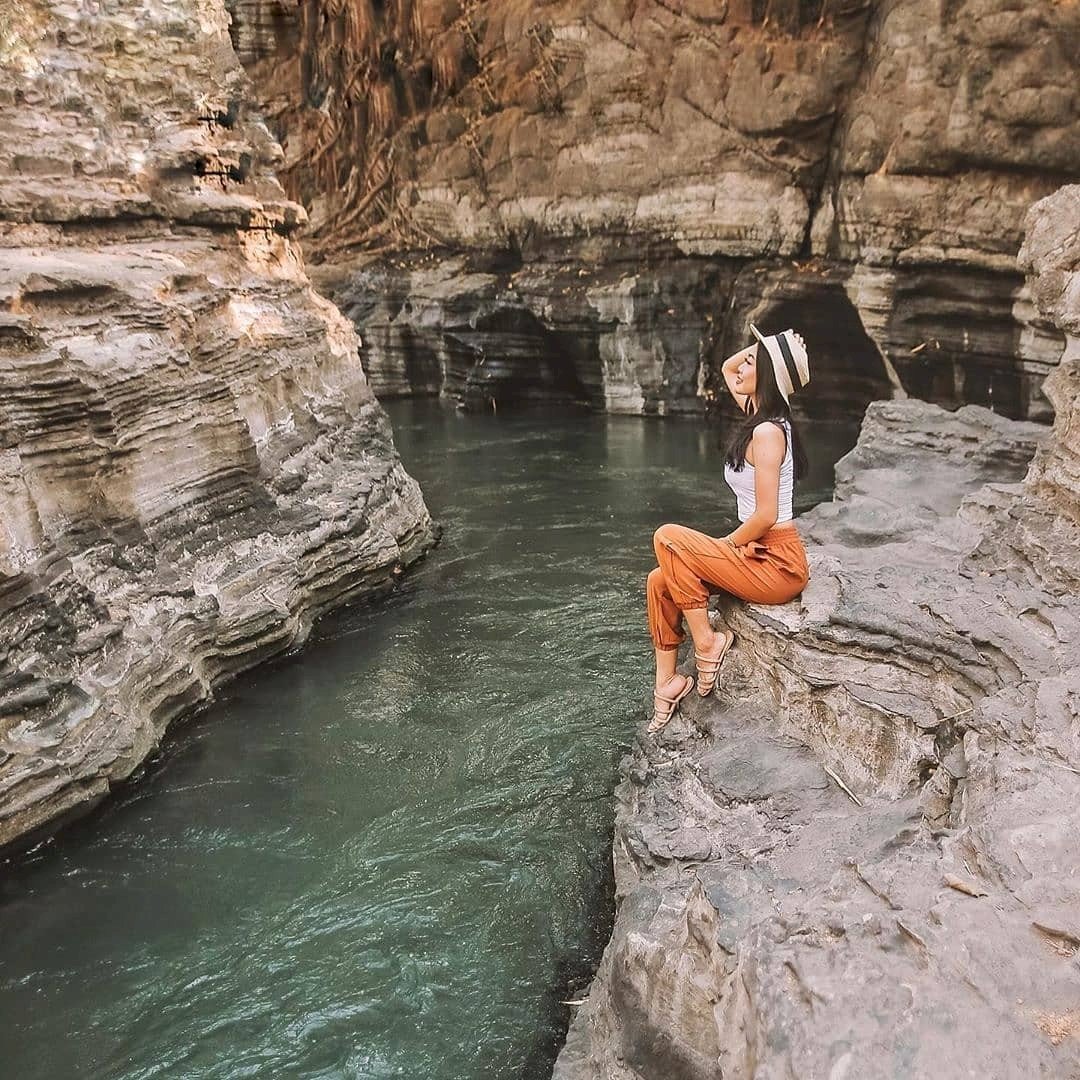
[0,402,853,1079]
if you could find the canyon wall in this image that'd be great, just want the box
[229,0,1078,420]
[0,0,435,849]
[553,186,1080,1078]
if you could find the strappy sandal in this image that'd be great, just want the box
[695,629,735,698]
[648,674,695,734]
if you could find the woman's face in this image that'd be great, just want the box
[733,346,757,397]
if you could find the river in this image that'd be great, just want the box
[0,401,855,1079]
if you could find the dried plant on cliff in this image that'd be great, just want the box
[257,0,562,255]
[267,0,458,252]
[267,0,422,251]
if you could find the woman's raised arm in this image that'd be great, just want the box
[721,344,755,413]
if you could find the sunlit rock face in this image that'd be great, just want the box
[1016,186,1080,531]
[229,0,1078,419]
[554,188,1080,1079]
[0,0,435,848]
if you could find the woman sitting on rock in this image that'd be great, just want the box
[647,325,812,733]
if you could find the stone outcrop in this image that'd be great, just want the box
[553,186,1080,1077]
[228,0,1079,420]
[0,0,435,849]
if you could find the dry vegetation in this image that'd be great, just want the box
[251,0,560,256]
[243,0,842,256]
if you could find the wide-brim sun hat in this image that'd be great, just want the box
[749,323,811,404]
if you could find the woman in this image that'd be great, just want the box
[646,324,812,733]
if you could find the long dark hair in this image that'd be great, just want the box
[723,342,808,481]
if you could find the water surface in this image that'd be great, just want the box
[0,402,854,1079]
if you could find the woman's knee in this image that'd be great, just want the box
[653,523,681,557]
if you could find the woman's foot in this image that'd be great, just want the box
[648,673,695,734]
[695,629,735,697]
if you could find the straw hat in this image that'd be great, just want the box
[750,324,811,404]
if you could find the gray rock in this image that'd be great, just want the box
[314,254,896,421]
[554,186,1080,1078]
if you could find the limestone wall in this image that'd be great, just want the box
[230,0,1079,420]
[0,0,435,848]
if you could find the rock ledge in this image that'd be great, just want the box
[555,186,1080,1079]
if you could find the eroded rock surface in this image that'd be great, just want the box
[315,252,893,420]
[0,0,435,849]
[229,0,1079,419]
[554,188,1080,1078]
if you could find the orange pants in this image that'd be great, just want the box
[647,522,810,651]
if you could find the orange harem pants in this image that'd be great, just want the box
[647,522,810,651]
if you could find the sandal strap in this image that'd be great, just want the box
[652,673,686,708]
[695,633,734,671]
[650,699,679,722]
[653,679,689,705]
[650,675,694,730]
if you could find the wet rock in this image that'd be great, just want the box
[0,0,436,849]
[555,186,1080,1078]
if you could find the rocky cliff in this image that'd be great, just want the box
[229,0,1078,420]
[0,0,435,850]
[552,185,1080,1078]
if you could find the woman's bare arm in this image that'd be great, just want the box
[725,423,784,545]
[721,345,755,413]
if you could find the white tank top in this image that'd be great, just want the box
[723,420,794,524]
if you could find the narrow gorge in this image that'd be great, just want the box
[2,0,1079,1078]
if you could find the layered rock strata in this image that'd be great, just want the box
[0,0,435,849]
[313,251,894,420]
[554,186,1080,1077]
[229,0,1079,420]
